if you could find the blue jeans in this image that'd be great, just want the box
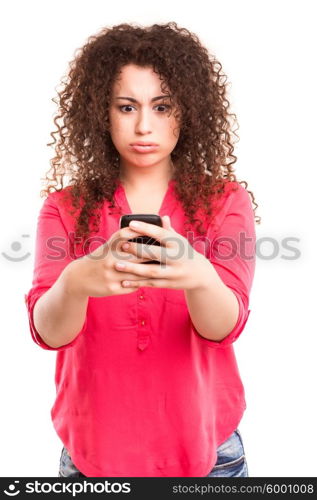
[58,428,248,478]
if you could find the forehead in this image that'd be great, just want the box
[111,64,169,95]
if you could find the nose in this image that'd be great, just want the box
[135,108,152,135]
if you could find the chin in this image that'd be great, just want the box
[125,155,162,168]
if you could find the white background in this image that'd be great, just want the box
[1,0,316,477]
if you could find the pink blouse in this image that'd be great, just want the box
[24,178,256,477]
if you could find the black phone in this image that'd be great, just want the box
[119,214,162,264]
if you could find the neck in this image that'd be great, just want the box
[119,163,174,192]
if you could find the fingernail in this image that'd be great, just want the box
[130,221,140,228]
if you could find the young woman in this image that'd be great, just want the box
[25,22,260,477]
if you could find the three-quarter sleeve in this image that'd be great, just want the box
[192,182,256,348]
[24,192,88,351]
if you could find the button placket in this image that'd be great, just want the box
[137,289,150,351]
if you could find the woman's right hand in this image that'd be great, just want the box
[63,226,151,298]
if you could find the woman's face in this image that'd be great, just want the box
[109,64,180,173]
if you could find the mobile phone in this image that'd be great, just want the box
[119,214,162,264]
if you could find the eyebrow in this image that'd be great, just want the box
[115,95,171,103]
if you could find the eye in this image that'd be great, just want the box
[118,105,135,113]
[154,104,171,112]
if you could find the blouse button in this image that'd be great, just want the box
[139,295,144,300]
[141,320,146,326]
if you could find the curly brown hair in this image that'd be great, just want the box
[42,21,261,242]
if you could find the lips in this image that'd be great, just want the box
[130,143,159,153]
[131,142,158,146]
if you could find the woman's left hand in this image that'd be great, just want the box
[115,216,213,291]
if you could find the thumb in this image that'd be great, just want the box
[162,215,172,229]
